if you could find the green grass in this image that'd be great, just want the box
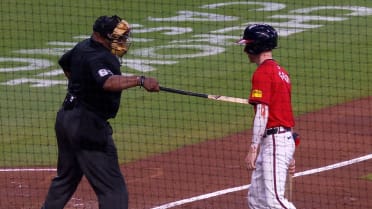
[361,174,372,181]
[0,0,371,166]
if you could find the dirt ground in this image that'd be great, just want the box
[0,97,371,209]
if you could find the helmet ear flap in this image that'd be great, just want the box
[244,44,258,55]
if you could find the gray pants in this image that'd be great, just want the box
[41,107,128,209]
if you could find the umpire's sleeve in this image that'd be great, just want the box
[58,49,73,73]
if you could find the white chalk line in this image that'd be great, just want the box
[0,168,56,172]
[150,154,372,209]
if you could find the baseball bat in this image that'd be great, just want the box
[159,86,249,105]
[285,173,293,201]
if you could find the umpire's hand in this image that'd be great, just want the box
[143,77,160,92]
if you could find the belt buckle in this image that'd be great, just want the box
[62,93,77,110]
[265,127,278,136]
[277,127,291,134]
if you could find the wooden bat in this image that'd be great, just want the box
[160,86,249,105]
[285,173,293,201]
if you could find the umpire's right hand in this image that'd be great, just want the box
[142,77,160,92]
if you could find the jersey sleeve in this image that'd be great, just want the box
[87,57,114,88]
[58,49,73,73]
[248,66,272,105]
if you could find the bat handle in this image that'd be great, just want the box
[285,173,293,201]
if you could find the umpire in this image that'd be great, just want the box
[41,15,159,209]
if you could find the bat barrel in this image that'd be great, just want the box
[160,86,208,98]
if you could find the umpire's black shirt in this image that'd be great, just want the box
[59,38,122,120]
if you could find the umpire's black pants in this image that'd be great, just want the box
[41,106,128,209]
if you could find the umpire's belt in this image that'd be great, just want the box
[265,126,291,136]
[62,93,78,110]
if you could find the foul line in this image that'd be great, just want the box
[0,168,56,172]
[150,154,372,209]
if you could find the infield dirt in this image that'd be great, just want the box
[1,97,371,209]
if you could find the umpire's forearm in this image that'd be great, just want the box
[103,75,142,91]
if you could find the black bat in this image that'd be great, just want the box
[160,86,249,104]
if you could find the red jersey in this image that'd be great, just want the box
[248,59,295,128]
